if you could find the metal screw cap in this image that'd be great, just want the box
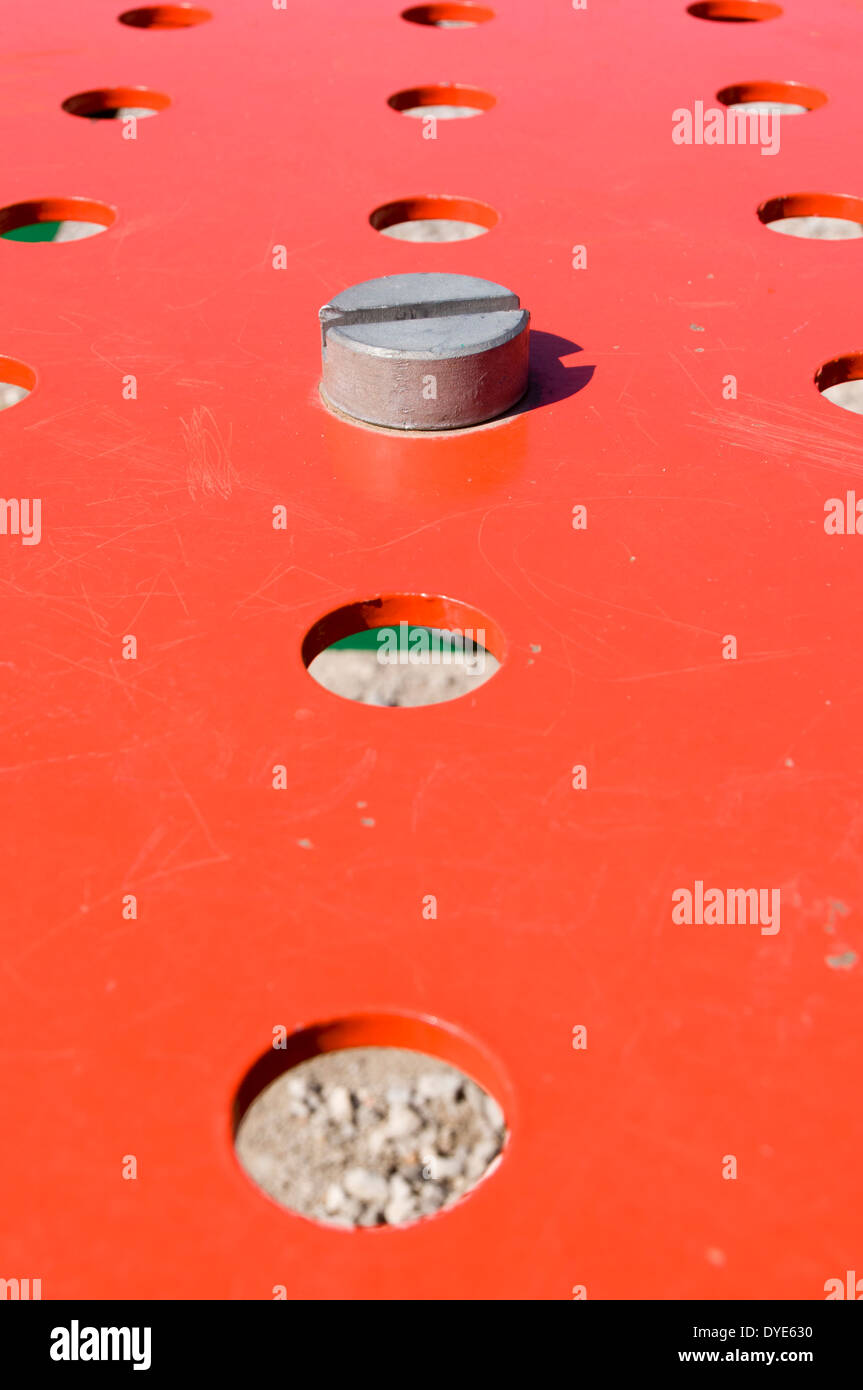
[319,272,529,430]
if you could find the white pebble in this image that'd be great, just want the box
[384,1104,421,1137]
[326,1085,352,1124]
[416,1072,462,1102]
[324,1183,345,1213]
[465,1138,499,1180]
[344,1167,389,1204]
[388,1174,413,1202]
[435,1124,459,1156]
[422,1152,464,1181]
[418,1181,446,1213]
[325,1196,361,1226]
[484,1094,505,1129]
[356,1204,383,1227]
[366,1126,389,1157]
[384,1194,416,1226]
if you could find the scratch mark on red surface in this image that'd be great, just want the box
[265,745,378,824]
[668,349,715,408]
[607,648,810,682]
[689,395,863,471]
[159,751,228,864]
[180,407,238,500]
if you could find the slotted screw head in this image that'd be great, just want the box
[319,272,530,430]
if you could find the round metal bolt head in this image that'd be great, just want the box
[319,272,530,430]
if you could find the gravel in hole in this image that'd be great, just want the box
[728,101,807,114]
[235,1047,507,1228]
[0,383,29,410]
[377,218,488,242]
[821,381,863,415]
[765,216,863,239]
[308,647,499,707]
[399,105,483,118]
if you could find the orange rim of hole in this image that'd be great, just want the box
[757,192,863,226]
[0,355,37,394]
[717,81,826,110]
[301,593,506,669]
[388,84,496,114]
[62,87,171,117]
[118,4,212,27]
[0,198,117,236]
[401,3,495,24]
[688,1,782,18]
[231,1011,513,1138]
[815,353,863,394]
[369,194,499,234]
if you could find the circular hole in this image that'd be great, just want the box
[118,4,212,27]
[816,354,863,415]
[62,87,171,120]
[401,3,495,25]
[369,194,498,243]
[757,192,863,240]
[687,1,782,19]
[388,84,495,120]
[233,1014,509,1229]
[0,198,117,243]
[0,355,36,411]
[302,594,504,708]
[717,81,826,114]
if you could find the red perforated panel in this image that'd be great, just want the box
[2,0,862,1299]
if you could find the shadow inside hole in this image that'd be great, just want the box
[687,0,783,19]
[118,4,212,27]
[63,88,170,120]
[816,354,863,414]
[401,3,496,25]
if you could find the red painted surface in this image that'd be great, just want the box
[2,0,862,1300]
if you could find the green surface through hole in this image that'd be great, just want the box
[328,625,490,656]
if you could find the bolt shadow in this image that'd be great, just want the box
[520,331,595,412]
